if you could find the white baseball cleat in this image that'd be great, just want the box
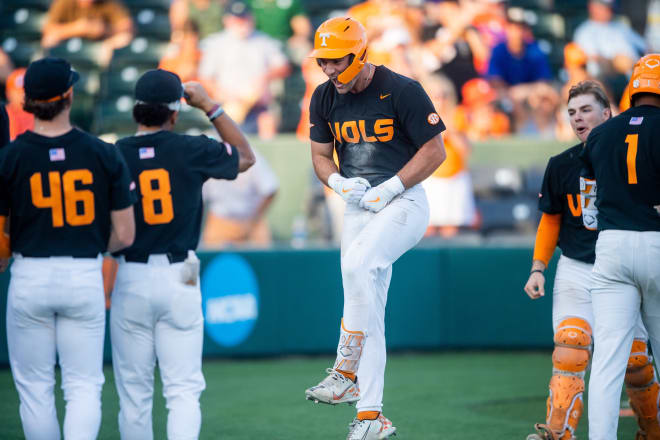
[346,414,396,440]
[305,368,360,405]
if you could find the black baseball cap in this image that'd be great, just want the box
[24,57,79,101]
[135,69,183,104]
[226,1,252,17]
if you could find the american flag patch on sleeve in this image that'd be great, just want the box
[49,148,65,162]
[629,116,644,125]
[139,147,155,159]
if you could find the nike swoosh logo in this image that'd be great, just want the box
[367,197,380,203]
[332,388,350,400]
[380,93,391,99]
[342,188,351,193]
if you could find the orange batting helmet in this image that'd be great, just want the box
[628,53,660,104]
[309,17,367,85]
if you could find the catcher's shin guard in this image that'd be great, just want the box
[333,319,366,375]
[543,317,592,440]
[625,340,660,440]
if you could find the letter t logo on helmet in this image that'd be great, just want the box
[309,17,368,85]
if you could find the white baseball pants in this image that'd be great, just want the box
[340,184,429,413]
[7,255,105,440]
[588,230,660,440]
[110,255,206,440]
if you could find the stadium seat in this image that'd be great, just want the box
[70,93,97,132]
[47,39,107,70]
[110,38,168,70]
[94,95,137,135]
[1,36,41,67]
[533,12,565,40]
[175,104,212,133]
[522,167,545,198]
[0,8,46,40]
[122,0,171,13]
[470,165,524,198]
[131,8,171,40]
[102,65,152,98]
[2,0,51,11]
[476,195,540,235]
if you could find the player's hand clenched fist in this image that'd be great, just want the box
[524,271,545,299]
[183,81,214,112]
[359,175,405,213]
[328,173,371,204]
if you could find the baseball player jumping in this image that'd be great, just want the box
[110,69,255,440]
[303,17,446,439]
[0,57,136,440]
[524,80,660,440]
[582,54,660,440]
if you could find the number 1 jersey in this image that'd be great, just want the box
[0,128,136,257]
[115,131,239,259]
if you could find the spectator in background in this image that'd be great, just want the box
[487,7,552,88]
[0,49,14,98]
[647,0,660,52]
[247,0,306,42]
[199,0,290,139]
[202,148,278,248]
[169,0,227,42]
[421,73,476,238]
[160,20,203,83]
[454,78,510,140]
[469,0,508,73]
[4,69,34,141]
[573,0,646,100]
[41,0,133,67]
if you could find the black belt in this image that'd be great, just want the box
[123,252,188,264]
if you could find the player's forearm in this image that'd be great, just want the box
[209,110,255,172]
[397,135,446,188]
[312,153,339,186]
[107,206,135,253]
[530,260,547,272]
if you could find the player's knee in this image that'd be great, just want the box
[341,248,376,283]
[626,339,656,387]
[552,317,592,373]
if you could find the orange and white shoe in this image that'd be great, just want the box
[305,368,360,405]
[347,414,396,440]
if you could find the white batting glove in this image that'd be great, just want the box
[359,175,405,213]
[328,173,371,204]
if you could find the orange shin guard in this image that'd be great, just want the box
[626,340,660,440]
[544,318,592,438]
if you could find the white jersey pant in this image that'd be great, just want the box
[551,254,648,339]
[340,184,429,412]
[588,230,660,440]
[110,255,206,440]
[7,255,105,440]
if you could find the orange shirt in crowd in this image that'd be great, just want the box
[432,132,466,179]
[5,68,33,140]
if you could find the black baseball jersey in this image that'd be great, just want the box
[0,106,9,149]
[539,143,597,263]
[309,65,445,186]
[115,131,239,259]
[0,129,136,257]
[581,105,660,232]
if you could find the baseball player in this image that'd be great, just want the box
[110,69,255,440]
[524,79,660,440]
[583,54,660,440]
[303,17,447,439]
[0,57,136,440]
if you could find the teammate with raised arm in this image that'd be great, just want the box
[0,57,136,439]
[303,17,446,440]
[110,69,254,440]
[583,54,660,440]
[524,80,660,440]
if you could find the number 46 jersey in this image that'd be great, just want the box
[115,131,238,259]
[581,105,660,232]
[0,128,136,257]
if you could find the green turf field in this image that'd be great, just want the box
[0,351,638,439]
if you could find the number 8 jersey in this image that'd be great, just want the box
[115,131,238,259]
[0,128,136,257]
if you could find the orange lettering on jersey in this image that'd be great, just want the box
[567,194,582,217]
[358,120,377,142]
[374,119,394,142]
[30,171,64,227]
[333,122,342,143]
[62,169,95,226]
[341,120,360,143]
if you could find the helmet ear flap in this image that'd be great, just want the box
[337,47,367,84]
